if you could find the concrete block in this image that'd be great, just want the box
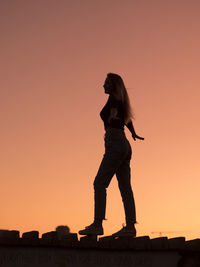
[98,236,115,249]
[168,237,186,250]
[0,230,9,237]
[0,230,20,245]
[129,236,151,250]
[40,231,58,245]
[110,236,134,250]
[20,231,40,245]
[0,230,19,239]
[22,231,39,239]
[58,233,78,247]
[185,238,200,251]
[79,235,98,248]
[60,233,78,241]
[151,237,169,250]
[42,231,57,240]
[56,225,70,240]
[40,232,78,247]
[99,235,151,250]
[57,232,77,241]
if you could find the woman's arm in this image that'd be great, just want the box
[125,120,144,140]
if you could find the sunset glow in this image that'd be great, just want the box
[1,0,200,240]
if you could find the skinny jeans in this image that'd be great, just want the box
[93,127,136,223]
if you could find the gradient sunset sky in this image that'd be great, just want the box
[1,0,200,240]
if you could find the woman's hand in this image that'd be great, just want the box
[132,133,145,141]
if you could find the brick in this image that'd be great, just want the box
[100,235,150,250]
[185,239,200,251]
[0,230,20,245]
[151,237,169,250]
[22,231,39,239]
[56,225,70,239]
[58,233,78,247]
[42,231,57,240]
[111,236,134,250]
[0,230,9,237]
[129,236,151,250]
[20,231,40,245]
[99,236,114,249]
[0,230,19,239]
[57,232,77,241]
[60,233,77,241]
[40,231,58,245]
[79,235,98,248]
[168,237,186,250]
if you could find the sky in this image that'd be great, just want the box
[1,0,200,240]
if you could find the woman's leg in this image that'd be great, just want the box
[93,148,125,222]
[115,141,136,225]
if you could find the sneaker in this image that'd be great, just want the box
[112,225,136,237]
[78,223,104,235]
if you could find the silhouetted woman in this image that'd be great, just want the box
[79,73,144,237]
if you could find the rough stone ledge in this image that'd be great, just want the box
[0,230,199,251]
[99,236,151,250]
[185,238,200,251]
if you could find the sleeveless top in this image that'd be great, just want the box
[100,95,126,130]
[100,95,135,134]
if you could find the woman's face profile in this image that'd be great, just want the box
[103,77,113,95]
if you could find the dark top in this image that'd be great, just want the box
[100,95,135,135]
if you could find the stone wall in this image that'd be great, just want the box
[0,230,200,267]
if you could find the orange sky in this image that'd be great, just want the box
[1,0,200,240]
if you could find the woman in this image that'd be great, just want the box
[79,73,144,237]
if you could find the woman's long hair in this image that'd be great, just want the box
[107,73,135,124]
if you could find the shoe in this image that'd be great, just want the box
[78,223,104,235]
[112,225,136,237]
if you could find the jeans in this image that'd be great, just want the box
[93,127,136,223]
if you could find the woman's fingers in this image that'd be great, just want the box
[132,134,144,141]
[136,135,144,140]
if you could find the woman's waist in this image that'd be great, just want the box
[104,127,126,139]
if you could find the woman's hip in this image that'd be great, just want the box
[104,128,131,154]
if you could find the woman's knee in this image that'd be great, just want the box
[93,178,100,189]
[119,183,133,194]
[93,178,107,191]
